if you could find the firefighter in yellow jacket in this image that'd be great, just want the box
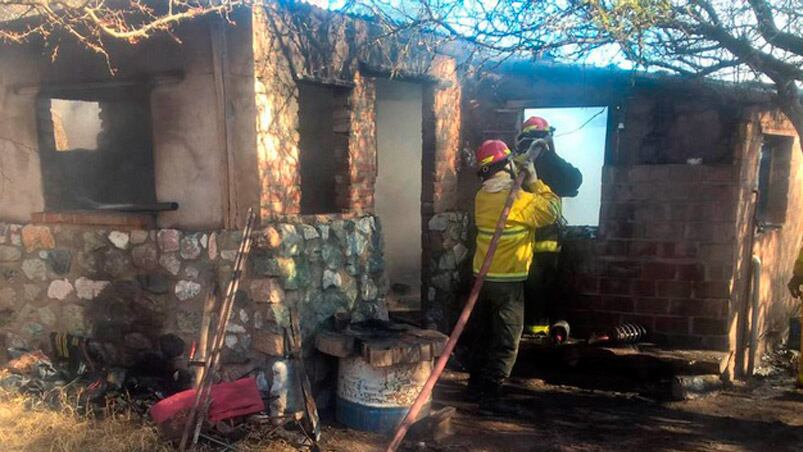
[467,139,560,409]
[789,243,803,386]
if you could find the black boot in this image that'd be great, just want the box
[478,384,523,417]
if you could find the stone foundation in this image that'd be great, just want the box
[0,215,386,366]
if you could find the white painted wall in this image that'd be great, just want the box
[375,79,423,310]
[524,107,608,226]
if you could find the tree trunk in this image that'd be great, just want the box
[776,81,803,146]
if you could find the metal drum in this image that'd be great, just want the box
[336,356,432,433]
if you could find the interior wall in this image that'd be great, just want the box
[298,83,339,214]
[375,79,423,309]
[0,17,235,229]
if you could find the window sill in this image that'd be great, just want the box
[31,211,155,228]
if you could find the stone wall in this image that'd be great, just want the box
[423,212,471,330]
[0,216,386,367]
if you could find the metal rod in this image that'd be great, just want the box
[747,255,762,376]
[386,171,527,452]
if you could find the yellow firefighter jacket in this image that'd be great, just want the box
[473,178,561,282]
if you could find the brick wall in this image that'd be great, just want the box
[564,164,740,350]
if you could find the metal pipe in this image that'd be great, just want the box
[90,202,179,212]
[747,255,762,376]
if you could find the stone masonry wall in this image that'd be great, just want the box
[423,212,471,330]
[0,216,386,367]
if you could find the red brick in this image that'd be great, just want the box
[603,260,641,278]
[577,275,600,294]
[635,298,670,315]
[628,241,657,257]
[700,335,729,351]
[669,165,701,183]
[705,264,734,281]
[692,317,728,335]
[694,281,731,299]
[669,299,728,317]
[603,296,635,312]
[574,295,603,311]
[698,243,733,262]
[642,262,677,280]
[644,222,683,240]
[677,264,704,281]
[597,240,628,256]
[654,316,690,335]
[600,278,632,295]
[666,203,688,222]
[661,241,697,258]
[656,280,692,298]
[702,166,735,183]
[620,314,656,330]
[634,280,656,297]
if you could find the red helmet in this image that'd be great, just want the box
[521,116,552,134]
[476,140,511,169]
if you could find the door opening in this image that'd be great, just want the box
[375,79,423,311]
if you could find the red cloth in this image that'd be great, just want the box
[149,377,265,424]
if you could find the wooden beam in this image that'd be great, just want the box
[13,71,184,96]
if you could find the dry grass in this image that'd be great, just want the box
[0,382,171,452]
[0,369,309,452]
[0,396,170,452]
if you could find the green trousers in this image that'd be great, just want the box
[524,251,560,327]
[468,281,525,386]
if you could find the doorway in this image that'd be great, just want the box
[375,79,423,311]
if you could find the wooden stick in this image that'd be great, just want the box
[386,171,527,452]
[288,309,321,445]
[194,286,218,387]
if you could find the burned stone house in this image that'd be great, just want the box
[0,3,800,382]
[0,3,459,373]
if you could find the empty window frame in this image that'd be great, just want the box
[523,107,609,227]
[297,82,350,214]
[36,87,156,211]
[756,134,793,226]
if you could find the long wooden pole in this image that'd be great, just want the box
[387,171,527,452]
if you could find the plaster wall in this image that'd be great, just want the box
[0,18,231,229]
[375,79,424,309]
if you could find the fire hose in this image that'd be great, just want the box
[387,168,528,451]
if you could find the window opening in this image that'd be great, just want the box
[36,87,156,211]
[523,106,609,227]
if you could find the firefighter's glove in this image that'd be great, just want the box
[789,275,802,299]
[526,138,549,161]
[521,160,538,186]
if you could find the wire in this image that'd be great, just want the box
[553,107,607,137]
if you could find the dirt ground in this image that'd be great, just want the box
[2,363,801,451]
[321,369,803,452]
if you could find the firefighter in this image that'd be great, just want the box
[515,116,582,338]
[789,243,803,386]
[467,139,561,409]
